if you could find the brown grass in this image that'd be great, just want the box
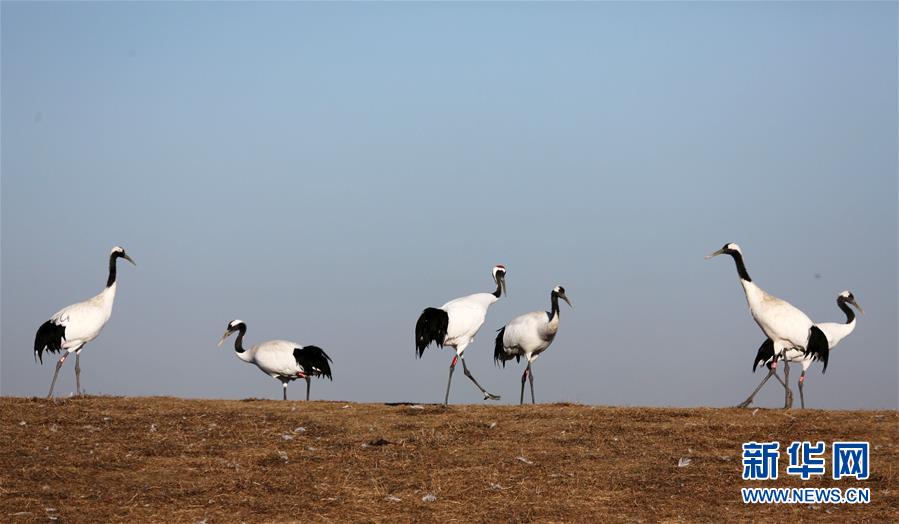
[1,397,896,522]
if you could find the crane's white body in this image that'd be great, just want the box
[236,339,313,379]
[777,317,856,373]
[740,279,814,357]
[498,310,559,364]
[440,292,499,354]
[48,284,117,353]
[817,320,857,350]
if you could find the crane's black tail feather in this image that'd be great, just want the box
[806,325,829,373]
[415,307,448,358]
[34,320,65,364]
[752,338,775,372]
[493,327,518,367]
[293,346,333,380]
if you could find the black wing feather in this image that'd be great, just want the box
[34,320,66,364]
[805,325,829,373]
[493,327,515,367]
[415,307,448,358]
[293,345,333,380]
[752,338,775,372]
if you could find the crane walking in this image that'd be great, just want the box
[706,242,829,409]
[740,291,862,408]
[415,265,507,405]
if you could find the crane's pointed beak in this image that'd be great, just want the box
[561,294,572,308]
[123,253,136,266]
[705,248,726,260]
[217,331,231,347]
[850,298,864,315]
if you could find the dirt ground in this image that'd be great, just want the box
[0,397,896,522]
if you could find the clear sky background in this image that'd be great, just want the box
[2,2,896,408]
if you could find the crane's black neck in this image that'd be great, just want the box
[837,297,855,324]
[233,324,248,353]
[549,292,560,321]
[106,253,121,288]
[492,275,504,298]
[729,251,752,282]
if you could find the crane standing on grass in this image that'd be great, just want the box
[217,319,333,401]
[34,246,136,398]
[494,286,572,405]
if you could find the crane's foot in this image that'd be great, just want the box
[483,393,501,401]
[784,391,794,409]
[736,399,752,408]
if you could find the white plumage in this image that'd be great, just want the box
[495,286,571,405]
[441,294,500,349]
[217,320,333,401]
[415,265,507,405]
[34,246,135,398]
[743,283,816,353]
[47,290,116,350]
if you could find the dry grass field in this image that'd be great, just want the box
[1,397,896,522]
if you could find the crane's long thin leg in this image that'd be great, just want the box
[305,376,311,401]
[528,363,535,405]
[798,371,806,409]
[48,353,68,399]
[461,356,500,401]
[444,356,457,406]
[737,366,790,408]
[737,369,777,408]
[520,367,527,405]
[783,362,793,409]
[772,370,788,388]
[282,380,288,401]
[75,353,82,396]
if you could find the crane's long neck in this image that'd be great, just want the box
[233,325,249,354]
[837,298,855,324]
[106,253,120,288]
[492,280,503,298]
[731,251,765,313]
[550,292,560,321]
[729,252,752,283]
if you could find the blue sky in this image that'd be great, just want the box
[2,2,896,408]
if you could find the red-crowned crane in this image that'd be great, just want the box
[706,242,829,409]
[741,290,863,409]
[34,246,136,398]
[494,286,571,405]
[218,320,333,401]
[415,265,506,406]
